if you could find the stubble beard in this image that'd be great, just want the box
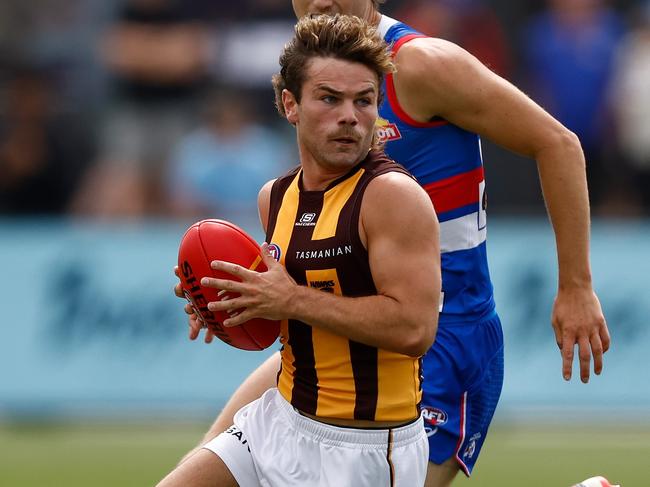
[313,136,372,171]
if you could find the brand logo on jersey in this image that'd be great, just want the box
[376,117,402,144]
[422,406,448,437]
[309,280,336,293]
[267,243,281,261]
[295,245,352,260]
[296,212,317,227]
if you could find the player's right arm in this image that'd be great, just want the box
[207,171,441,357]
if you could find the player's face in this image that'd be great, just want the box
[284,57,379,173]
[292,0,374,19]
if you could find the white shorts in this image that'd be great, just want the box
[203,388,429,487]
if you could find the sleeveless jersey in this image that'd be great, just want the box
[266,151,423,422]
[377,16,496,324]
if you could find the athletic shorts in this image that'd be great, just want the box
[203,388,429,487]
[421,312,504,476]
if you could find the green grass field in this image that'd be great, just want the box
[0,421,644,486]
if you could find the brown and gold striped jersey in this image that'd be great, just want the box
[266,150,423,422]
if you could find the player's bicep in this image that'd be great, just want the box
[362,173,440,312]
[402,40,564,158]
[429,46,567,158]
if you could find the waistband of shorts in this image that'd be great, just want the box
[438,307,499,327]
[273,390,425,448]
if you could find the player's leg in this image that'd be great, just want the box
[425,457,460,487]
[157,449,239,487]
[179,351,281,465]
[421,314,504,486]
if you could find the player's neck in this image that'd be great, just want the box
[299,154,364,191]
[299,165,348,192]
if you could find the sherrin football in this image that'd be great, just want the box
[177,219,280,351]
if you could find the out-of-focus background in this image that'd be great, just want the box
[0,0,648,485]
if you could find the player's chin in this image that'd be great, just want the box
[327,145,365,166]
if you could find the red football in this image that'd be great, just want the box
[177,219,280,351]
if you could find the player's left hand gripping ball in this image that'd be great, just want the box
[177,219,280,351]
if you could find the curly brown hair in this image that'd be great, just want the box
[272,14,393,117]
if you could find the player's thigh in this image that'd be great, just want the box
[424,457,460,487]
[156,448,238,487]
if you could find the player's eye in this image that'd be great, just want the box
[356,98,372,107]
[321,95,338,104]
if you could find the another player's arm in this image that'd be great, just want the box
[206,172,440,357]
[394,38,609,381]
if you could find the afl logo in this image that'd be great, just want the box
[267,243,281,262]
[422,406,448,437]
[375,117,402,144]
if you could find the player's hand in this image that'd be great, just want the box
[174,265,215,344]
[201,243,296,326]
[551,286,610,383]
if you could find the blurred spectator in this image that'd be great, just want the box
[609,0,650,215]
[249,0,295,20]
[211,20,293,91]
[0,66,94,215]
[165,87,294,223]
[183,0,292,22]
[393,0,512,77]
[71,0,210,218]
[18,0,112,107]
[523,0,626,209]
[0,0,113,116]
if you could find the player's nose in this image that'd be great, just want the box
[337,101,358,125]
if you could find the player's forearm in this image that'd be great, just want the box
[536,129,593,289]
[287,285,437,357]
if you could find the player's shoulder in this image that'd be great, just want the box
[361,169,436,243]
[369,170,418,190]
[363,149,418,188]
[363,168,432,215]
[258,178,276,201]
[395,36,477,81]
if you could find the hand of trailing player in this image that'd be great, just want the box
[201,243,297,327]
[551,286,610,383]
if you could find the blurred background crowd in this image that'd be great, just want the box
[1,0,649,221]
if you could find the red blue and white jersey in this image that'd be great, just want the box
[377,16,496,324]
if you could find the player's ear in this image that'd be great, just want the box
[282,89,298,124]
